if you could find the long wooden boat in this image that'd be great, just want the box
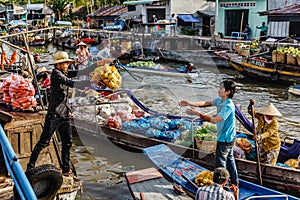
[143,144,299,200]
[71,118,300,198]
[0,106,81,199]
[114,61,199,78]
[230,56,300,85]
[125,167,192,200]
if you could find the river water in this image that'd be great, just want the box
[2,40,299,199]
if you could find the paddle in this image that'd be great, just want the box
[249,101,263,186]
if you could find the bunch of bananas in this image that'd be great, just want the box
[195,170,214,186]
[90,64,122,90]
[250,40,260,49]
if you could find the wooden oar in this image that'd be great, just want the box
[250,102,263,185]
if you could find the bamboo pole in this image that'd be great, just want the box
[240,12,244,39]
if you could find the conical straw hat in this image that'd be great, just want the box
[257,102,282,117]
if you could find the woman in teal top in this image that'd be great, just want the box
[179,80,238,187]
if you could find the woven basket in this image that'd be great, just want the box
[286,54,297,65]
[235,44,240,53]
[251,49,260,55]
[272,52,286,64]
[195,138,216,153]
[238,49,250,57]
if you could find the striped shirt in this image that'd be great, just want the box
[195,184,234,200]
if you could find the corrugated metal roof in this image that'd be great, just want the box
[259,4,300,16]
[89,6,127,17]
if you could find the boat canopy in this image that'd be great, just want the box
[177,14,200,23]
[55,21,72,26]
[8,20,27,26]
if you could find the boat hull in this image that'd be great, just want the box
[143,144,299,200]
[230,59,300,85]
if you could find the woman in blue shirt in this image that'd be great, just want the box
[179,80,238,187]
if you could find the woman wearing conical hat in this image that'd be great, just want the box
[75,41,91,70]
[248,99,282,165]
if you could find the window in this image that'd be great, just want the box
[220,1,256,8]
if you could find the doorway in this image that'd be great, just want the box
[225,9,249,36]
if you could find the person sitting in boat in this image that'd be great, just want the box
[248,99,282,165]
[76,41,92,70]
[242,23,251,40]
[195,167,238,200]
[96,44,113,60]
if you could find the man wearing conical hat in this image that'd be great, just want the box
[27,51,79,181]
[248,99,282,165]
[75,41,91,70]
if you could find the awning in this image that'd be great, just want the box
[55,21,72,26]
[178,14,200,23]
[123,0,159,5]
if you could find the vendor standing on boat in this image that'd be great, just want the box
[179,80,239,188]
[27,51,78,179]
[248,99,282,165]
[75,41,91,70]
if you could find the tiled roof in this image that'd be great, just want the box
[88,6,127,17]
[259,4,300,16]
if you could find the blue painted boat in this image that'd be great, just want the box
[143,144,299,200]
[288,84,300,96]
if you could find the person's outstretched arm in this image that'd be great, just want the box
[179,100,212,107]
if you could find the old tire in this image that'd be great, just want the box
[25,164,63,200]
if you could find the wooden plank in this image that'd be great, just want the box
[126,168,192,200]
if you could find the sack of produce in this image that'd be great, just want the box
[90,64,122,91]
[195,170,214,186]
[235,138,252,153]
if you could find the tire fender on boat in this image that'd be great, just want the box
[17,164,63,200]
[270,72,279,81]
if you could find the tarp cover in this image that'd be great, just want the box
[178,14,200,23]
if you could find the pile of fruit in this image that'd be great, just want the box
[33,48,49,54]
[195,170,214,186]
[90,64,122,90]
[127,61,156,67]
[194,123,217,141]
[272,46,300,65]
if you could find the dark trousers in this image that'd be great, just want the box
[27,114,72,173]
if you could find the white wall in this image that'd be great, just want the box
[170,0,215,15]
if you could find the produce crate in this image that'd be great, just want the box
[297,57,300,66]
[286,54,297,65]
[272,52,286,64]
[195,138,216,153]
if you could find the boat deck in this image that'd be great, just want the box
[125,167,192,200]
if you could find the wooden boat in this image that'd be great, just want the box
[230,56,300,85]
[288,85,300,96]
[125,167,192,200]
[143,144,299,200]
[0,106,81,199]
[115,62,199,78]
[71,117,300,198]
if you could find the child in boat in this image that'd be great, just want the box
[248,99,281,165]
